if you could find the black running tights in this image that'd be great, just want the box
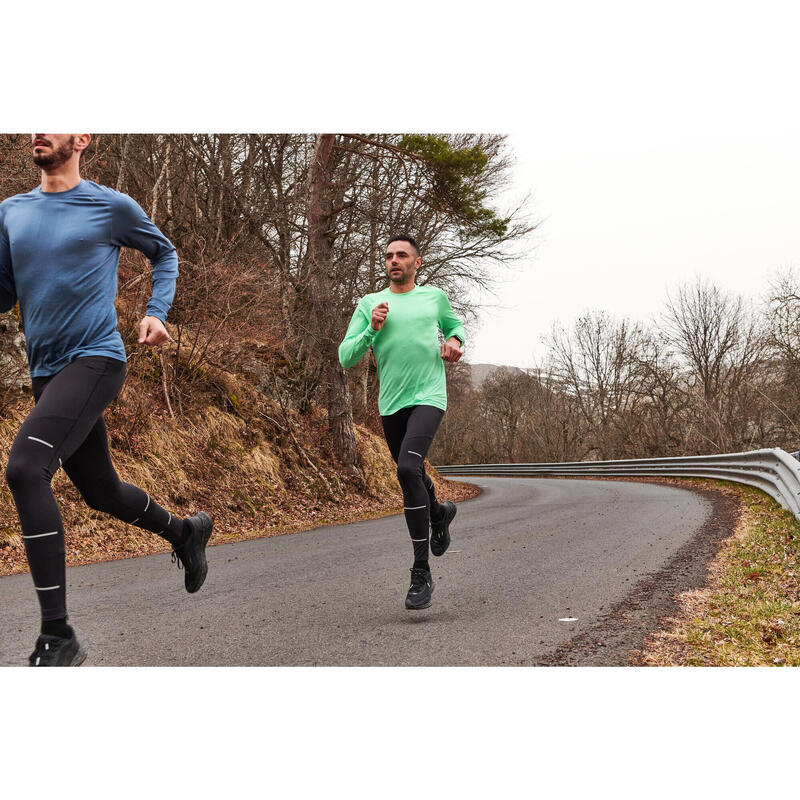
[381,404,444,564]
[5,356,185,621]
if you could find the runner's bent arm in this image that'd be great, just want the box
[437,290,465,347]
[110,193,179,323]
[0,207,16,313]
[338,299,379,368]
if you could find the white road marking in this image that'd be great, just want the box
[558,617,579,622]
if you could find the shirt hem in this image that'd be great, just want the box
[378,397,447,417]
[29,348,128,378]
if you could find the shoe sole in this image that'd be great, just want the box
[405,580,434,610]
[431,502,456,557]
[186,512,213,593]
[71,644,88,667]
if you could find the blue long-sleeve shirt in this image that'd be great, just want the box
[0,179,178,377]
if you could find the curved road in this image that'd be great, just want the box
[0,477,718,666]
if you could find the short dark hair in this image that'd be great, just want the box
[387,234,421,257]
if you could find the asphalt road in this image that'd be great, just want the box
[0,477,715,666]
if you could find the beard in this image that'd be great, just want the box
[33,137,75,169]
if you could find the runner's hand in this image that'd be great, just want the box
[138,315,171,346]
[371,302,389,331]
[441,337,463,363]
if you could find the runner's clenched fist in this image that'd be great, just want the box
[440,337,463,363]
[371,302,389,331]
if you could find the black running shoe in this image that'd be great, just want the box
[430,500,456,557]
[29,632,87,667]
[405,567,434,610]
[172,511,213,593]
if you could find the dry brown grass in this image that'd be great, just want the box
[0,368,478,576]
[640,480,800,666]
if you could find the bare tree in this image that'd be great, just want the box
[547,311,649,459]
[663,279,767,451]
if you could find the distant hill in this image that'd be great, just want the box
[465,362,527,389]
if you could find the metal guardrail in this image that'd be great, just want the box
[436,448,800,521]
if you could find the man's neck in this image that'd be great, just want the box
[40,164,82,193]
[389,280,416,294]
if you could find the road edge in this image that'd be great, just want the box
[533,475,742,666]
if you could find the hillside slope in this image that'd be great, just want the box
[0,352,476,576]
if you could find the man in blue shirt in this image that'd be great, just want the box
[1,134,213,666]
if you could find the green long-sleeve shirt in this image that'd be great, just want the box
[338,284,465,416]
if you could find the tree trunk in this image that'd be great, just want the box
[115,133,131,193]
[306,134,361,477]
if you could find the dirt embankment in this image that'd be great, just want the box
[0,357,477,576]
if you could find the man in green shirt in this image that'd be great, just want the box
[339,235,465,609]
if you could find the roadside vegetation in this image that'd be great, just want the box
[640,480,800,666]
[432,278,800,466]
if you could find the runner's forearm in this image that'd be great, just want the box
[338,304,378,368]
[438,293,465,346]
[110,194,178,322]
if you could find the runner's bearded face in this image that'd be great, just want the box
[31,134,76,168]
[385,242,421,286]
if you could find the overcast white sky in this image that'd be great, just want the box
[466,130,800,367]
[450,1,800,367]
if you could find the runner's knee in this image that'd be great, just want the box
[5,445,53,493]
[397,455,423,489]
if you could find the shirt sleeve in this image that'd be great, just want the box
[338,298,379,368]
[437,289,465,346]
[0,207,17,314]
[110,193,178,323]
